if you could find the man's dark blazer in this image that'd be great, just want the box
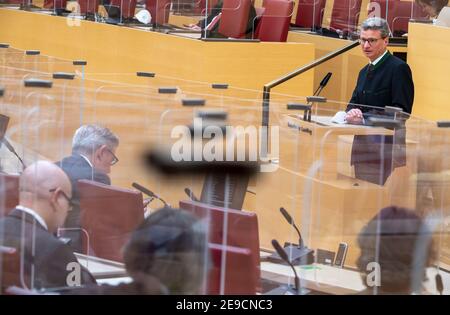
[0,208,96,290]
[55,154,110,252]
[346,52,414,185]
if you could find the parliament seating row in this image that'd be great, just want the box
[0,175,261,294]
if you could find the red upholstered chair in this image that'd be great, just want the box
[43,0,67,10]
[207,243,257,294]
[77,0,100,14]
[369,0,428,36]
[78,180,144,262]
[294,0,326,30]
[145,0,172,25]
[330,0,362,35]
[0,245,30,294]
[179,200,260,290]
[255,0,294,42]
[194,0,220,15]
[109,0,137,19]
[0,173,19,217]
[217,0,252,38]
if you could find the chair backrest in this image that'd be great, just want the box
[78,179,144,262]
[207,243,257,294]
[43,0,67,10]
[77,0,100,14]
[145,0,172,25]
[256,0,294,42]
[0,173,19,217]
[217,0,252,38]
[109,0,137,19]
[179,199,260,286]
[294,0,326,29]
[330,0,362,34]
[0,245,29,294]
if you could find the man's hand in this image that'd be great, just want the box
[345,109,364,124]
[184,24,201,31]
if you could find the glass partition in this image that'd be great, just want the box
[1,45,448,296]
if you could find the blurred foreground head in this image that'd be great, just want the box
[124,207,208,294]
[357,206,436,294]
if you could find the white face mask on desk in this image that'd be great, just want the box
[135,10,151,25]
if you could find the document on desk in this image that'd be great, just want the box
[75,253,127,279]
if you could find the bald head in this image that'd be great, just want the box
[19,161,72,233]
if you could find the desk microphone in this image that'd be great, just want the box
[184,187,200,202]
[132,182,169,207]
[264,240,309,295]
[280,207,304,248]
[313,72,332,97]
[267,207,314,265]
[1,138,26,170]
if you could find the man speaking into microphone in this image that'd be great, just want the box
[345,17,414,185]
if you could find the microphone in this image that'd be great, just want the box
[1,138,26,170]
[313,72,332,96]
[184,187,199,202]
[436,274,444,295]
[268,207,314,265]
[319,72,332,88]
[264,240,309,295]
[280,207,304,248]
[132,182,169,207]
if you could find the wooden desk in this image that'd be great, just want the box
[408,22,450,120]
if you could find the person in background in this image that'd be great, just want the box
[55,124,119,252]
[415,0,449,19]
[0,161,96,292]
[346,17,414,185]
[356,206,436,294]
[61,207,208,294]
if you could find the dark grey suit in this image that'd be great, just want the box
[0,208,96,291]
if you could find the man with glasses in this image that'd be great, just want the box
[0,161,96,291]
[56,124,119,252]
[345,17,414,185]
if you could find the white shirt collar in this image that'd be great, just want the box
[370,50,388,66]
[15,205,48,231]
[79,154,93,168]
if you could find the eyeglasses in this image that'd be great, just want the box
[358,37,384,46]
[105,147,119,165]
[49,188,76,210]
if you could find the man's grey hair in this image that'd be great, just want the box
[72,124,119,155]
[361,17,391,38]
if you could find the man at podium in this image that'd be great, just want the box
[345,17,414,185]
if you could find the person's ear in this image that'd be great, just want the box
[49,188,61,212]
[94,145,106,161]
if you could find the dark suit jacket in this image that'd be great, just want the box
[0,209,96,290]
[55,154,110,251]
[346,52,414,185]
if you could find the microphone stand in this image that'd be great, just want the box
[268,207,314,265]
[264,240,310,295]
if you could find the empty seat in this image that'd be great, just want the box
[294,0,326,30]
[0,173,19,217]
[78,180,144,262]
[109,0,137,19]
[330,0,362,35]
[217,0,252,38]
[43,0,67,10]
[256,0,294,42]
[207,243,257,294]
[77,0,100,15]
[179,200,261,289]
[145,0,172,25]
[369,0,428,36]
